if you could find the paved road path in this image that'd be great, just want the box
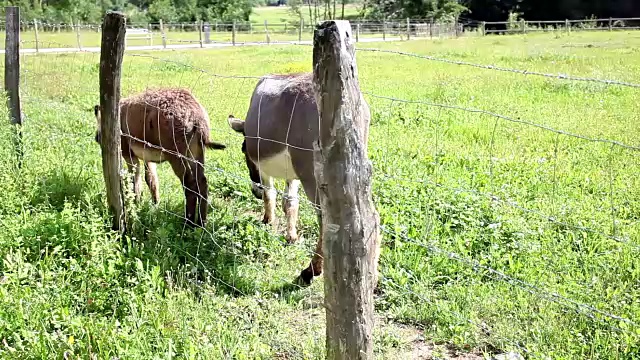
[0,36,403,55]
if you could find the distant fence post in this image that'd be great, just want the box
[312,19,380,360]
[160,19,167,49]
[204,22,211,44]
[565,19,570,34]
[521,19,526,34]
[382,17,386,40]
[264,20,270,44]
[609,17,613,31]
[406,18,410,40]
[75,21,82,50]
[99,11,127,233]
[480,21,486,36]
[5,6,23,167]
[298,18,303,42]
[198,20,203,47]
[232,20,237,45]
[33,20,39,53]
[356,23,360,42]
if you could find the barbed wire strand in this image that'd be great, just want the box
[379,225,639,332]
[356,47,640,89]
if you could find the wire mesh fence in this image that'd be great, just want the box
[3,14,640,358]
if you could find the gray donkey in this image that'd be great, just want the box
[94,87,227,228]
[228,72,375,286]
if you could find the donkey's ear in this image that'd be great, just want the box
[93,105,100,117]
[227,115,245,134]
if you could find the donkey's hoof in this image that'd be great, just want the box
[285,234,299,245]
[262,215,273,225]
[294,268,314,287]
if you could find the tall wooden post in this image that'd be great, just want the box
[99,11,127,233]
[312,20,380,360]
[75,21,82,50]
[198,20,203,47]
[5,6,22,167]
[33,20,40,53]
[264,20,270,44]
[382,17,386,40]
[406,18,410,40]
[232,20,237,45]
[160,19,167,49]
[299,18,303,42]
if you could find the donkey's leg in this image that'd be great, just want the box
[262,175,277,225]
[144,162,160,205]
[193,150,208,228]
[297,210,323,286]
[283,179,300,244]
[123,152,142,203]
[168,156,197,226]
[295,178,323,286]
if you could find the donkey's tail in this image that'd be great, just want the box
[204,140,226,150]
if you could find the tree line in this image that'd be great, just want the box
[2,0,639,25]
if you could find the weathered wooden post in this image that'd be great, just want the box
[521,18,526,34]
[160,19,167,49]
[609,17,613,31]
[565,19,570,34]
[481,21,486,36]
[356,23,360,42]
[5,6,23,167]
[299,17,303,42]
[204,22,211,44]
[33,19,39,53]
[198,20,203,47]
[75,21,82,50]
[406,17,410,40]
[312,20,380,360]
[99,11,127,233]
[382,17,386,40]
[264,20,270,44]
[232,20,237,45]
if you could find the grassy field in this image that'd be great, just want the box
[1,31,640,359]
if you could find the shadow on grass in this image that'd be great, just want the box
[125,197,308,298]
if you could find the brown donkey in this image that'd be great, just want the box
[228,72,375,286]
[94,88,226,227]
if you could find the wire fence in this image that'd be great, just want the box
[4,22,640,358]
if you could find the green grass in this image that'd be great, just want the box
[1,30,640,358]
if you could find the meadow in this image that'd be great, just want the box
[1,30,640,359]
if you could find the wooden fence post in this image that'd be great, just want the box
[198,20,203,47]
[406,18,410,40]
[160,19,167,49]
[264,20,270,44]
[565,19,570,34]
[356,23,360,42]
[312,19,380,360]
[481,21,486,36]
[382,17,386,40]
[609,17,613,31]
[99,11,127,233]
[521,19,526,34]
[75,21,82,50]
[5,6,23,167]
[299,18,303,42]
[33,19,39,53]
[232,20,236,45]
